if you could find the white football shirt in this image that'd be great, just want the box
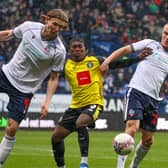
[129,39,168,100]
[2,21,66,93]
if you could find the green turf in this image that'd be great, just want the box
[0,130,167,168]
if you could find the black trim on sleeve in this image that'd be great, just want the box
[131,44,135,52]
[96,56,106,64]
[109,57,141,69]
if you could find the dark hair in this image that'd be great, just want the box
[69,38,85,46]
[47,9,69,23]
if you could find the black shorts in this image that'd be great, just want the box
[58,104,103,132]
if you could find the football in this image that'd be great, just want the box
[112,133,134,155]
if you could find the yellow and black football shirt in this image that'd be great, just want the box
[64,55,104,108]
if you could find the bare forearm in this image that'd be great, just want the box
[104,45,132,65]
[45,72,59,105]
[40,72,59,119]
[46,79,58,99]
[0,29,14,41]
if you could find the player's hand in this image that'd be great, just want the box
[40,103,49,119]
[138,48,153,59]
[100,61,109,76]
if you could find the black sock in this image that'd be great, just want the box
[77,127,89,157]
[51,135,65,167]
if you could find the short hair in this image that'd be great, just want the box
[69,38,85,47]
[47,9,69,23]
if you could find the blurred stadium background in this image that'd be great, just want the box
[0,0,168,167]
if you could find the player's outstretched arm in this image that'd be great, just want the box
[109,47,153,69]
[0,29,14,41]
[100,45,132,75]
[40,71,60,119]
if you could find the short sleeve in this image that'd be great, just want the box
[132,39,155,52]
[13,21,30,39]
[96,56,105,64]
[52,51,66,72]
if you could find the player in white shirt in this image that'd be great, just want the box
[100,23,168,168]
[0,9,68,168]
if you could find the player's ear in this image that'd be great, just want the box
[40,15,49,22]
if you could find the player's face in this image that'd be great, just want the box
[43,17,67,40]
[70,41,86,61]
[161,24,168,50]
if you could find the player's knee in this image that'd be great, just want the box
[51,133,62,143]
[126,121,139,137]
[76,122,82,128]
[76,121,90,128]
[76,118,85,128]
[76,115,92,128]
[5,122,18,137]
[142,137,153,148]
[6,127,17,137]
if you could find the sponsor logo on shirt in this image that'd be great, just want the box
[77,70,91,86]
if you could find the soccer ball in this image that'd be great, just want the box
[112,133,134,155]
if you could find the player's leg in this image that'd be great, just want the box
[52,108,77,168]
[129,130,154,168]
[116,120,140,168]
[129,93,159,168]
[0,118,18,167]
[76,105,102,168]
[0,73,33,168]
[116,155,128,168]
[0,95,32,167]
[76,114,91,168]
[51,125,71,168]
[0,70,16,167]
[117,88,142,168]
[77,127,89,168]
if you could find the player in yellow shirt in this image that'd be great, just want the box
[40,38,152,168]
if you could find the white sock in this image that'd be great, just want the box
[58,166,66,168]
[81,156,88,164]
[130,142,150,168]
[0,135,16,165]
[116,155,128,168]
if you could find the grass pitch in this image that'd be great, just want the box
[0,130,167,168]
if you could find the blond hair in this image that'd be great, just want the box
[47,9,69,23]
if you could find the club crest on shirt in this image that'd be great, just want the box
[87,61,93,68]
[128,109,135,117]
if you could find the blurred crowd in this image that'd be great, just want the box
[0,0,168,96]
